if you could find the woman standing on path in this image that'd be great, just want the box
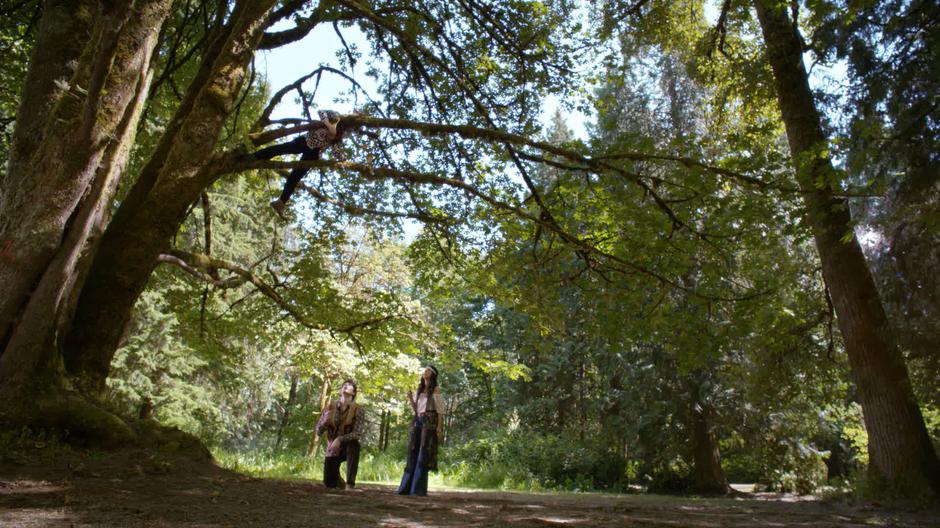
[398,366,444,496]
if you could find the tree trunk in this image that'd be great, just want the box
[275,374,299,449]
[0,1,280,451]
[384,410,391,451]
[64,0,278,397]
[0,0,172,394]
[138,398,154,420]
[307,377,333,457]
[754,0,940,494]
[689,400,729,494]
[378,409,387,452]
[0,0,94,348]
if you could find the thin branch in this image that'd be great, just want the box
[706,0,732,59]
[255,69,322,130]
[298,182,453,224]
[333,20,357,70]
[254,66,382,132]
[157,254,248,288]
[228,158,758,302]
[162,250,402,336]
[602,0,652,36]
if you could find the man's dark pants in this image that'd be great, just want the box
[323,439,360,488]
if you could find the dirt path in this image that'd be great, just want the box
[2,450,937,527]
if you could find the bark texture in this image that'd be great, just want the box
[754,0,940,493]
[65,0,278,396]
[0,0,172,388]
[0,0,95,353]
[689,399,729,494]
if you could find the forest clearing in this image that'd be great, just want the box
[1,0,938,525]
[2,447,939,527]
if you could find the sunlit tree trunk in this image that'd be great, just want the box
[64,0,278,397]
[754,0,940,493]
[307,377,333,457]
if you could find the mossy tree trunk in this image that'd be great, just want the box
[0,0,278,447]
[683,371,729,495]
[63,0,278,398]
[0,0,173,444]
[753,0,940,494]
[0,0,95,351]
[0,0,171,388]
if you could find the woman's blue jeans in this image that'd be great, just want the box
[397,416,430,496]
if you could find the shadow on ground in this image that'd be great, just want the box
[2,448,938,527]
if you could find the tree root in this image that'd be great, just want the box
[0,387,209,459]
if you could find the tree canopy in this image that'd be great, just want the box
[0,0,937,499]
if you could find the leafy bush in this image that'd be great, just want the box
[757,440,828,494]
[440,429,626,491]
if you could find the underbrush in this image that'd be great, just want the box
[212,448,406,484]
[213,431,627,493]
[212,447,568,491]
[0,427,78,465]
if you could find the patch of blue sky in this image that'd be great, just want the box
[258,22,379,121]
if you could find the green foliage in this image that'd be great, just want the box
[442,429,626,491]
[88,0,935,500]
[108,289,225,443]
[0,1,39,168]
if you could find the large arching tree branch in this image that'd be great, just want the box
[241,115,779,241]
[245,115,772,189]
[248,114,877,198]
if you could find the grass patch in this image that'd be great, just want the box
[212,447,601,493]
[212,448,406,486]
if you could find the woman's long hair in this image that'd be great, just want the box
[416,369,438,396]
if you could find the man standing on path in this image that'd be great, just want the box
[316,379,364,489]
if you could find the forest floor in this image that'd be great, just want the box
[2,447,938,527]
